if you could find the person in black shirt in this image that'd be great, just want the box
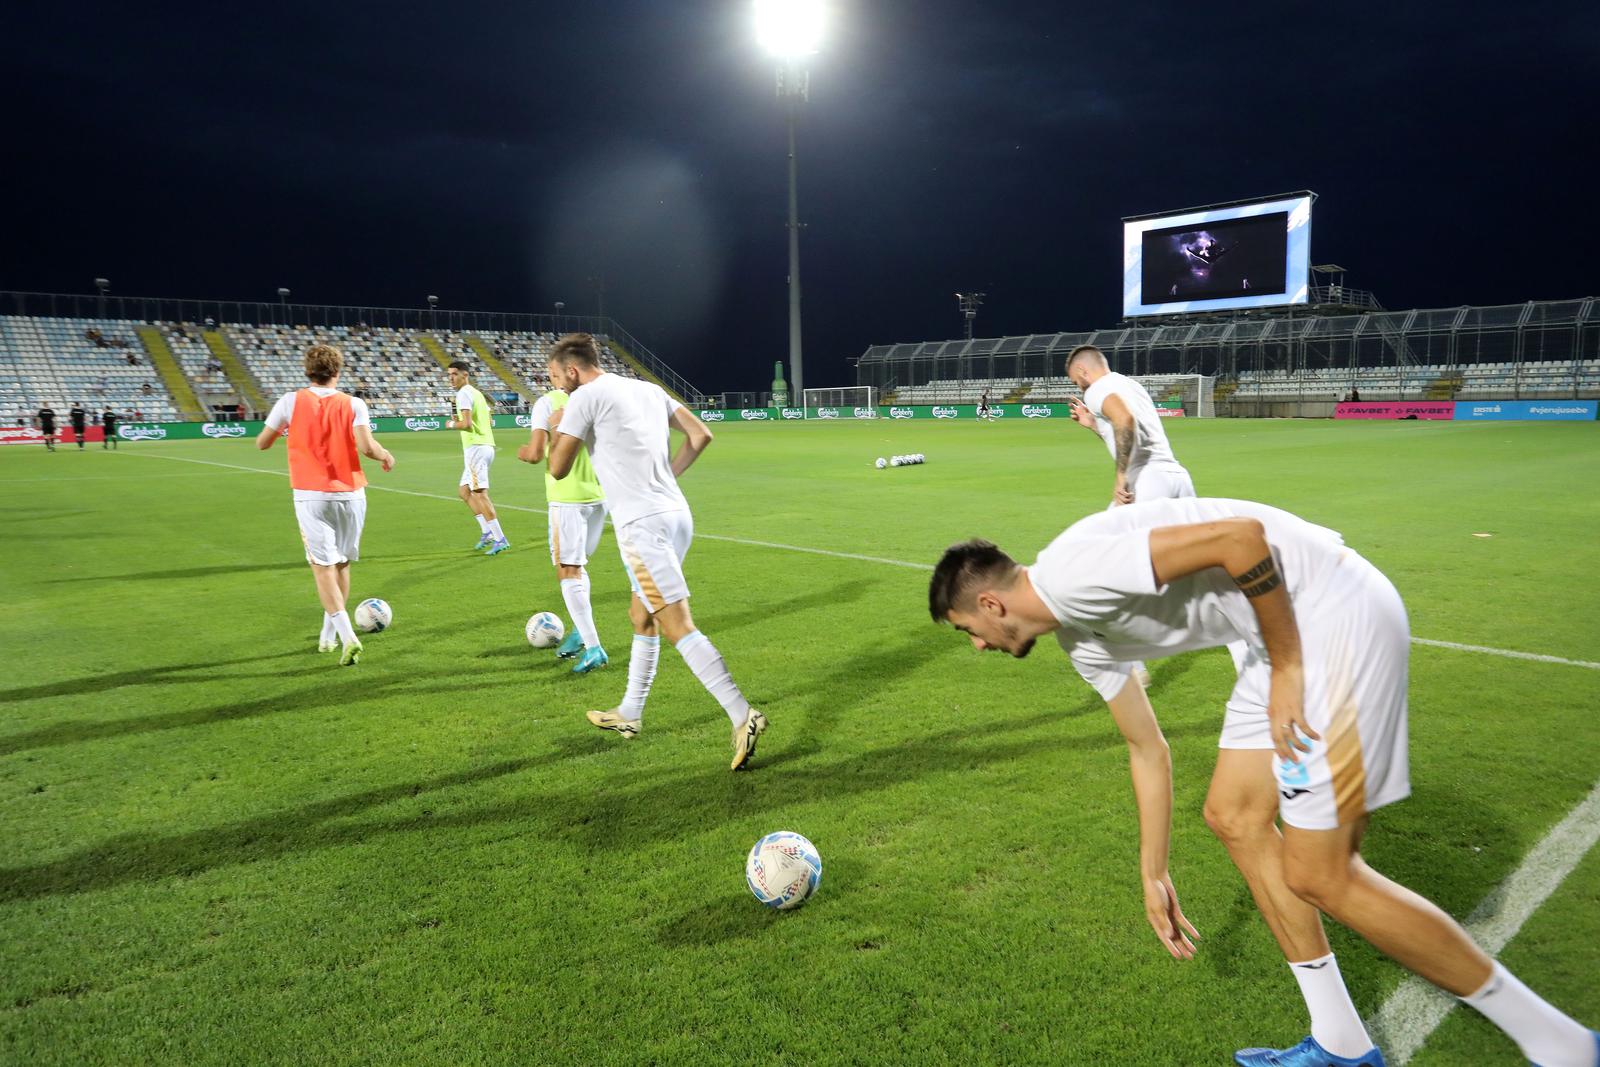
[69,403,88,450]
[102,408,119,449]
[36,405,57,451]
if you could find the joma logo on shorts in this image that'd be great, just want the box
[200,423,248,438]
[119,425,167,440]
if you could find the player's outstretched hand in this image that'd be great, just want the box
[1143,873,1199,960]
[1068,396,1095,429]
[1268,665,1317,762]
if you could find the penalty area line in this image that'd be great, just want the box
[118,449,1600,666]
[1371,776,1600,1064]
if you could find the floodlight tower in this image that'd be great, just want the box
[956,292,986,340]
[754,0,825,399]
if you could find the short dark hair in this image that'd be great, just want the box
[304,343,343,384]
[549,333,601,369]
[1066,344,1105,372]
[447,360,471,373]
[929,539,1020,622]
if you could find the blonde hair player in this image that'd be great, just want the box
[929,502,1598,1067]
[544,333,768,770]
[255,344,395,665]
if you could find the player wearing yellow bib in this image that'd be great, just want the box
[445,361,509,555]
[517,388,609,674]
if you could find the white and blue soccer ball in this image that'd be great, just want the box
[525,611,565,648]
[353,598,392,633]
[875,457,886,469]
[745,831,822,910]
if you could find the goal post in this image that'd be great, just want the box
[802,386,878,417]
[1134,374,1216,418]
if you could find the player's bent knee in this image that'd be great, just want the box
[1203,801,1269,845]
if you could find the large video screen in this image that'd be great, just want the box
[1122,193,1312,317]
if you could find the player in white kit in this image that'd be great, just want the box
[544,334,768,771]
[929,500,1598,1067]
[1065,345,1196,507]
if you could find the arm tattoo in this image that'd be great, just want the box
[1232,555,1283,598]
[1113,420,1135,474]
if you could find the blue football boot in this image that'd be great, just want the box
[572,646,609,674]
[484,538,511,556]
[472,532,493,550]
[1235,1036,1386,1067]
[555,631,584,659]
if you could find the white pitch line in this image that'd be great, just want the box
[118,449,1600,668]
[1371,777,1600,1064]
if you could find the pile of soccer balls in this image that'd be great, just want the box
[876,453,925,469]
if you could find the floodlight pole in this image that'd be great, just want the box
[780,62,807,399]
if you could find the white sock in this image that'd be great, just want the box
[560,574,599,648]
[1463,961,1595,1067]
[619,635,659,721]
[329,610,358,645]
[1288,954,1372,1057]
[320,612,336,643]
[475,514,489,533]
[674,630,751,725]
[487,518,504,541]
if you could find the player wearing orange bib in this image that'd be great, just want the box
[255,344,395,665]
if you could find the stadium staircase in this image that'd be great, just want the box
[1426,373,1462,400]
[464,335,536,402]
[602,335,683,404]
[201,330,268,414]
[133,326,207,419]
[416,333,453,371]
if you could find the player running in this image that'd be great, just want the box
[69,403,87,450]
[256,344,395,666]
[445,360,508,555]
[977,388,997,422]
[544,333,768,770]
[517,384,610,675]
[1066,345,1194,507]
[35,404,56,451]
[929,501,1598,1067]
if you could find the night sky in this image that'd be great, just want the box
[8,1,1598,393]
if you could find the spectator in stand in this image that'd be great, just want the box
[142,383,154,396]
[69,402,88,450]
[102,408,119,447]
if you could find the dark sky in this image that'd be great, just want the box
[8,1,1598,394]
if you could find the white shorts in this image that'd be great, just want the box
[1219,551,1412,830]
[294,495,367,566]
[460,445,495,491]
[615,510,693,613]
[549,501,607,567]
[1130,464,1196,502]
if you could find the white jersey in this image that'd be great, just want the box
[1026,497,1346,700]
[265,387,371,502]
[557,372,689,527]
[1082,372,1186,482]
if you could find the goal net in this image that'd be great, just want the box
[1135,374,1216,418]
[802,386,878,417]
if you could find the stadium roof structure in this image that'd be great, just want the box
[856,297,1599,386]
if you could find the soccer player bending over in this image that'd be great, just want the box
[257,343,395,666]
[545,333,768,770]
[517,382,610,675]
[446,361,509,555]
[930,499,1597,1067]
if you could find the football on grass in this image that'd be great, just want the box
[525,612,564,648]
[354,598,391,633]
[745,831,822,910]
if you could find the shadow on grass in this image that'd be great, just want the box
[45,551,468,584]
[0,651,305,705]
[0,714,1213,904]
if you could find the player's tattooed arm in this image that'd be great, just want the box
[1232,555,1283,598]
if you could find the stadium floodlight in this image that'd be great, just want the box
[94,277,110,295]
[277,287,290,304]
[753,0,826,60]
[753,0,825,400]
[426,295,439,309]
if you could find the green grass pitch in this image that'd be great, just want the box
[2,418,1597,1065]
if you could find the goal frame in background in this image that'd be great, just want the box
[1134,374,1216,418]
[801,386,878,417]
